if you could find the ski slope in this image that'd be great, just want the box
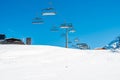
[0,45,120,80]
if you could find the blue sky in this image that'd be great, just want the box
[0,0,120,49]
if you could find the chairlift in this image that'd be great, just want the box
[32,17,44,24]
[69,28,76,33]
[42,8,56,16]
[60,23,72,29]
[76,43,89,49]
[50,26,59,32]
[74,38,79,42]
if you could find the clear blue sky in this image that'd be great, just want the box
[0,0,120,49]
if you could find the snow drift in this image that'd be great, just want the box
[0,45,120,80]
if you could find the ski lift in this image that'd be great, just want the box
[42,2,56,16]
[69,28,76,33]
[32,17,44,24]
[42,8,56,16]
[76,43,89,50]
[74,38,79,42]
[50,26,59,32]
[60,23,72,29]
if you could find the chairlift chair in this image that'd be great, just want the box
[74,38,79,42]
[32,17,44,24]
[76,43,89,49]
[60,23,72,29]
[42,8,56,16]
[50,26,59,32]
[69,28,76,33]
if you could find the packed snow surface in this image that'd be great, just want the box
[0,45,120,80]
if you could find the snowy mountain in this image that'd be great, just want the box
[0,45,120,80]
[104,36,120,50]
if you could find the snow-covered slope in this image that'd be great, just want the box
[0,45,120,80]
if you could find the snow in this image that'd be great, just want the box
[0,45,120,80]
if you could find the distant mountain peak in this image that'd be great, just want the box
[104,36,120,49]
